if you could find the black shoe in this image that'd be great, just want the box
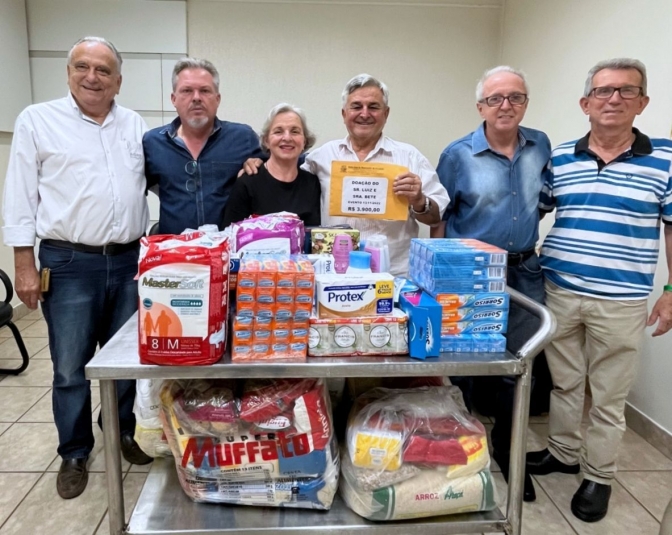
[526,448,580,475]
[493,450,536,502]
[120,434,153,465]
[57,457,89,499]
[571,480,611,522]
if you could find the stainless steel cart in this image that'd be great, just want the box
[86,287,555,535]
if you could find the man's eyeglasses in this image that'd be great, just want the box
[590,86,643,99]
[479,93,528,107]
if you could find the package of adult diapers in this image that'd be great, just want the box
[160,378,339,509]
[340,385,496,520]
[227,212,304,255]
[138,231,229,366]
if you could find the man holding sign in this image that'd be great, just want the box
[244,74,448,276]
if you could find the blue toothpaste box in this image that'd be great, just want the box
[399,290,442,360]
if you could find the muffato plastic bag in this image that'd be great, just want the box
[133,379,171,458]
[340,385,497,520]
[159,378,339,510]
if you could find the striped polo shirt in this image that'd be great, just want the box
[539,128,672,299]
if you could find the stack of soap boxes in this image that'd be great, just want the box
[232,255,314,361]
[409,239,509,353]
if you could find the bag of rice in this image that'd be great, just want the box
[341,385,497,520]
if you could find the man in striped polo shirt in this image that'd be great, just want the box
[527,58,672,523]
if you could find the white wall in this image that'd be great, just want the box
[501,0,672,432]
[187,0,502,169]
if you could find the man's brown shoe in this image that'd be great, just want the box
[57,457,88,499]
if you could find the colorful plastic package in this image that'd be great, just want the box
[138,231,229,366]
[160,378,339,510]
[340,385,497,520]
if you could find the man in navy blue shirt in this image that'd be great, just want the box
[432,66,552,502]
[144,58,264,234]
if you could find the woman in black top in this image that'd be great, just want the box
[223,104,321,227]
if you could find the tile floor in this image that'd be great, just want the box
[0,312,670,535]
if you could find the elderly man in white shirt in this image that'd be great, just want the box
[2,36,152,500]
[245,74,449,277]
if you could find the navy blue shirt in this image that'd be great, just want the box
[438,123,551,253]
[143,117,265,234]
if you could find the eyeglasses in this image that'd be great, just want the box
[479,93,528,107]
[590,86,643,99]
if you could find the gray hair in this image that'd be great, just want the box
[583,58,648,97]
[260,103,316,152]
[68,36,123,72]
[341,73,389,108]
[172,58,220,92]
[475,66,529,101]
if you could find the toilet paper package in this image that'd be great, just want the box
[315,273,394,318]
[308,309,409,356]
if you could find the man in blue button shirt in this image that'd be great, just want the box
[432,66,552,502]
[144,58,264,234]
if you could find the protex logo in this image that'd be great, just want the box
[472,323,505,333]
[473,296,505,307]
[141,277,204,289]
[472,310,504,320]
[327,290,365,303]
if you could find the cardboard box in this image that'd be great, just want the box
[399,290,442,359]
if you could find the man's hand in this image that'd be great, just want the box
[393,172,424,210]
[647,292,672,336]
[14,247,42,309]
[239,158,264,177]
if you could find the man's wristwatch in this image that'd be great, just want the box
[410,196,431,215]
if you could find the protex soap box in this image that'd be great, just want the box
[434,292,510,310]
[315,274,394,318]
[399,290,442,359]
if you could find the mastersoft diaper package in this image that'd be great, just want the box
[138,232,229,366]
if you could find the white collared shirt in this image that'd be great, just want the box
[302,135,449,277]
[2,93,149,247]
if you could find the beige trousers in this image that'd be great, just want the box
[544,281,647,485]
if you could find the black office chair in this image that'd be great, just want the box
[148,222,160,236]
[0,269,30,375]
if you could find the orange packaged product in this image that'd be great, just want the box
[256,285,276,305]
[295,259,315,291]
[277,259,298,289]
[258,258,279,289]
[231,342,252,361]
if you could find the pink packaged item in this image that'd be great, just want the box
[229,212,304,254]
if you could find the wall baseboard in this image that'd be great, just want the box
[12,302,30,321]
[625,402,672,461]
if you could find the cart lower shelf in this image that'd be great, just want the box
[127,459,507,535]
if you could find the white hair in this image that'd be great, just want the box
[475,65,529,101]
[583,58,648,97]
[68,36,123,72]
[172,58,220,92]
[259,103,317,151]
[341,73,389,108]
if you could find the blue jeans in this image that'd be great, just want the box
[39,242,139,460]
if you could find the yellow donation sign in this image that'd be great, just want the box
[329,161,409,221]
